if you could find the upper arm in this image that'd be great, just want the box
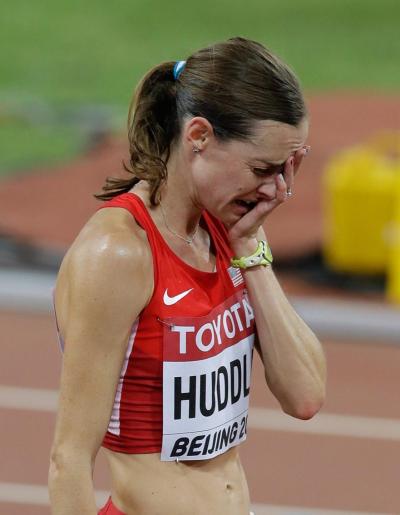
[51,211,153,462]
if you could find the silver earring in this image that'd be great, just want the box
[192,146,201,153]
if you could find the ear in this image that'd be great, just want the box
[183,117,214,151]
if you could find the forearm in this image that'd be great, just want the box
[48,452,97,514]
[243,265,326,419]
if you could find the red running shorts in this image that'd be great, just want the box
[98,497,126,514]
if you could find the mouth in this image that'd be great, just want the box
[234,199,258,210]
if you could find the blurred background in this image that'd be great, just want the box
[0,0,399,513]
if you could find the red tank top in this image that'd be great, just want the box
[98,193,255,460]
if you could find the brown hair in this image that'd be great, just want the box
[95,37,307,204]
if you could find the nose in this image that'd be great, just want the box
[256,177,278,201]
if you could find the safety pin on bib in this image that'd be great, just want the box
[157,317,175,330]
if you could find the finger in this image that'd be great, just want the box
[228,198,278,240]
[283,156,295,197]
[293,145,310,176]
[293,150,303,176]
[276,172,289,202]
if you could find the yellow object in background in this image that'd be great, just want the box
[387,173,400,304]
[323,132,400,302]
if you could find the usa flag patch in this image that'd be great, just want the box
[227,266,244,287]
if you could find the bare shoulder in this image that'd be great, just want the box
[64,206,151,270]
[51,206,154,460]
[56,206,153,334]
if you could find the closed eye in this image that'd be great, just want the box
[252,164,284,177]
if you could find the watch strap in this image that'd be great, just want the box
[231,240,273,269]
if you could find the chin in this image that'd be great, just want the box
[203,202,236,226]
[211,210,237,228]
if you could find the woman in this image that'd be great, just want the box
[48,37,326,514]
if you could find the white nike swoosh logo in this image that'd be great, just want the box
[163,288,193,305]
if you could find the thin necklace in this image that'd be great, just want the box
[159,201,199,245]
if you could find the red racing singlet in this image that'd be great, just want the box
[98,192,256,460]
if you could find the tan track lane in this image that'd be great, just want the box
[1,310,399,514]
[1,93,400,513]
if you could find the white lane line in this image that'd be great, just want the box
[0,482,387,514]
[249,407,400,442]
[291,296,400,344]
[0,269,55,313]
[0,385,58,412]
[2,268,400,343]
[0,482,49,505]
[0,482,108,506]
[251,503,389,515]
[2,385,400,442]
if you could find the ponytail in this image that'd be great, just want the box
[95,61,178,204]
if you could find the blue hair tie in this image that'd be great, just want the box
[173,60,186,80]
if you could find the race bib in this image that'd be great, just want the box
[161,291,255,461]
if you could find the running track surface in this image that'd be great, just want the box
[1,309,399,515]
[1,93,399,514]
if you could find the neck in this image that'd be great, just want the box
[157,149,203,237]
[159,199,200,244]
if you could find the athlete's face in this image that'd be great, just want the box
[188,118,309,226]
